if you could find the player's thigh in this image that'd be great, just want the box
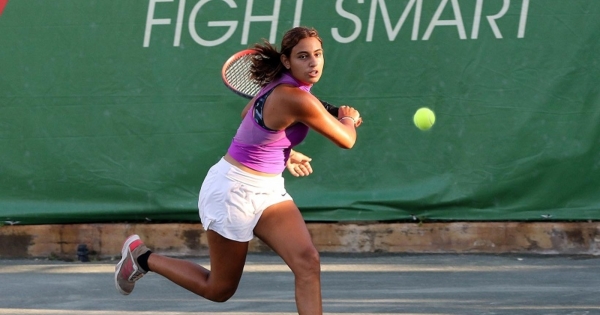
[206,230,248,289]
[253,201,319,270]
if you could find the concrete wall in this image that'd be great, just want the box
[2,222,600,260]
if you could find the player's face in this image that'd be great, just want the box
[282,37,324,85]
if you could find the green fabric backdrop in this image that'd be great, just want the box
[1,0,599,224]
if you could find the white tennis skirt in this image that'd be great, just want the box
[198,158,293,242]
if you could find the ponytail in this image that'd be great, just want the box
[250,40,284,87]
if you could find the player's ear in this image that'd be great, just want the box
[280,54,291,70]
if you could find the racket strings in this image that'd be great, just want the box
[225,56,261,97]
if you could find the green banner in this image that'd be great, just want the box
[1,0,599,224]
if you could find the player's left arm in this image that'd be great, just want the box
[284,89,361,149]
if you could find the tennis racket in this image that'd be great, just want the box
[221,49,339,117]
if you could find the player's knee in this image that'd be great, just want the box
[293,246,321,279]
[206,285,238,303]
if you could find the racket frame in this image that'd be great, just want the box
[221,49,261,99]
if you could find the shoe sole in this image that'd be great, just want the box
[114,234,141,295]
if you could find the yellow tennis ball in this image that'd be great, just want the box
[413,107,435,130]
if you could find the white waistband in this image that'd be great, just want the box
[215,158,284,188]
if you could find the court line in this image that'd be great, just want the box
[0,310,409,315]
[0,263,583,274]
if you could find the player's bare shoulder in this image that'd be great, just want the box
[271,85,321,116]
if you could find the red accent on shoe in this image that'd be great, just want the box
[129,239,142,251]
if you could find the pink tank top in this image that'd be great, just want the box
[226,73,311,173]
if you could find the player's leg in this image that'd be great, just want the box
[254,200,322,315]
[148,230,248,302]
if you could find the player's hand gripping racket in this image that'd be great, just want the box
[221,49,339,117]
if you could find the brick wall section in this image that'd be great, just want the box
[1,222,600,259]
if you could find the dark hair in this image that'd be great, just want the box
[250,26,323,86]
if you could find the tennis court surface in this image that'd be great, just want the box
[1,253,599,315]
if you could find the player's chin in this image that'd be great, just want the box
[304,74,322,84]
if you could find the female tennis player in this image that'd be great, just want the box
[115,26,361,315]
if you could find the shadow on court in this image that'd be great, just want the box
[0,253,599,315]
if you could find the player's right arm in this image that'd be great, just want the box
[240,96,257,119]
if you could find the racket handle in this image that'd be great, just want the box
[320,100,339,117]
